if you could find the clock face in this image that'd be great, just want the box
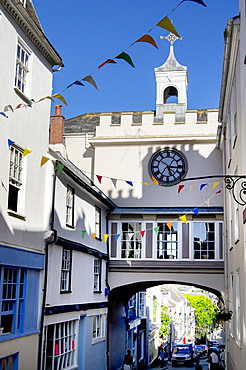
[149,148,188,186]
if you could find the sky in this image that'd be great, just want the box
[33,0,239,120]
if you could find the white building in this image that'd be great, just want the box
[0,0,62,368]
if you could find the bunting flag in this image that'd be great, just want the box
[143,182,150,185]
[8,139,15,147]
[116,52,135,68]
[212,182,220,189]
[157,16,181,38]
[38,96,55,103]
[82,75,99,90]
[98,59,117,69]
[200,183,208,190]
[4,105,14,113]
[104,234,109,243]
[40,156,49,167]
[57,163,65,174]
[23,148,32,156]
[154,227,159,235]
[115,234,121,241]
[152,176,159,185]
[126,181,133,186]
[140,230,146,237]
[216,190,222,194]
[192,207,199,216]
[52,93,68,106]
[184,0,207,6]
[179,215,188,224]
[178,185,185,193]
[66,80,84,89]
[92,233,97,240]
[96,175,102,184]
[135,34,158,49]
[204,198,210,206]
[81,230,86,238]
[0,112,8,118]
[111,178,117,188]
[16,103,23,109]
[190,184,196,192]
[167,222,173,230]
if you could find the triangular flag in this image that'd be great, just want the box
[104,234,109,243]
[52,93,68,106]
[111,178,117,188]
[57,163,65,174]
[116,52,135,68]
[8,139,15,147]
[82,75,98,90]
[38,96,55,103]
[128,232,134,240]
[190,184,196,192]
[200,183,208,190]
[0,112,8,118]
[157,17,181,38]
[66,80,84,89]
[115,234,120,241]
[192,208,199,216]
[179,215,188,224]
[140,230,146,237]
[143,182,150,185]
[92,233,97,240]
[154,227,159,235]
[40,156,49,166]
[135,34,158,49]
[4,105,14,113]
[98,59,117,69]
[212,182,220,189]
[126,181,133,186]
[204,199,210,206]
[178,185,185,193]
[167,222,173,230]
[96,175,102,184]
[81,230,86,238]
[184,0,207,7]
[23,148,32,156]
[152,176,159,185]
[216,190,222,194]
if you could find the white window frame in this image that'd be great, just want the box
[92,314,105,343]
[121,222,142,258]
[93,258,101,293]
[15,40,31,96]
[8,144,25,215]
[60,248,72,293]
[66,186,74,227]
[95,206,101,239]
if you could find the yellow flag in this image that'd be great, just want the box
[152,176,159,185]
[179,215,188,224]
[167,222,173,230]
[40,156,49,166]
[157,17,181,38]
[212,182,220,189]
[143,182,150,186]
[92,233,97,240]
[104,234,109,243]
[52,93,68,106]
[23,148,32,156]
[136,34,158,49]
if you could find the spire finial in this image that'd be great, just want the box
[160,32,182,45]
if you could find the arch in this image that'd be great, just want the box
[164,85,178,103]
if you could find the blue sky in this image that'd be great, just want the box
[33,0,238,119]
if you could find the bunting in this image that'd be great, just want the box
[184,0,207,7]
[81,230,86,238]
[116,52,135,68]
[135,34,158,49]
[157,17,181,38]
[96,175,102,184]
[178,185,185,193]
[179,215,188,224]
[57,163,65,174]
[23,148,32,156]
[82,75,99,90]
[40,156,49,166]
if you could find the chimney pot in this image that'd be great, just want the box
[55,105,62,115]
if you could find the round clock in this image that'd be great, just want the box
[149,148,188,186]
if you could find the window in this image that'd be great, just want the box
[42,320,77,370]
[193,222,215,259]
[92,315,105,340]
[0,353,18,370]
[95,206,101,239]
[138,291,146,317]
[153,295,157,322]
[15,41,30,94]
[93,259,101,292]
[121,222,142,258]
[8,145,23,213]
[157,223,178,259]
[0,267,25,334]
[60,249,72,293]
[65,186,74,227]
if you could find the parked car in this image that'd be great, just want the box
[194,345,208,357]
[171,344,194,367]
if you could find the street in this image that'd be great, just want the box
[152,358,209,370]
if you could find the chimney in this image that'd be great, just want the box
[50,105,65,144]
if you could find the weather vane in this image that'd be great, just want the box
[160,32,182,45]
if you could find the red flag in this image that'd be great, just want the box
[178,185,185,193]
[96,175,102,184]
[140,230,146,237]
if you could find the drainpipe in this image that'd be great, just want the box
[37,163,57,370]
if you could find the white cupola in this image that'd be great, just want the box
[154,33,188,122]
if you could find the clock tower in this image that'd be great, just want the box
[154,33,188,122]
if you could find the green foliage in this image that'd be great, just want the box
[159,306,171,339]
[184,294,218,338]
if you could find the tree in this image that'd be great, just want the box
[159,306,171,339]
[183,294,217,339]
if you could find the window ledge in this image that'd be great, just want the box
[60,290,72,294]
[66,224,75,230]
[92,336,106,345]
[93,290,102,294]
[7,210,26,221]
[14,87,30,104]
